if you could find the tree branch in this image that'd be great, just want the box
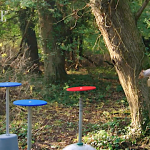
[80,54,98,66]
[135,0,150,22]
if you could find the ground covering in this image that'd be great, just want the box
[0,67,149,149]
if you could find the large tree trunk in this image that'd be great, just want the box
[90,0,150,134]
[18,8,40,72]
[38,6,67,84]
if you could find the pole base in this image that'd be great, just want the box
[0,134,19,150]
[63,143,96,150]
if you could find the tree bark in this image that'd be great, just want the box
[38,6,67,84]
[90,0,150,134]
[18,8,40,72]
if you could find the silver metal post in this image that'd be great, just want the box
[78,97,83,145]
[27,106,32,150]
[6,87,9,136]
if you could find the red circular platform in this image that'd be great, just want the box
[67,86,96,92]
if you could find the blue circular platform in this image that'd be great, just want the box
[0,82,22,87]
[13,99,47,106]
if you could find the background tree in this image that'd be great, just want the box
[90,0,150,135]
[0,1,41,73]
[37,0,67,84]
[18,8,40,73]
[61,1,102,70]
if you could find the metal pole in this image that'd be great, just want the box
[6,87,9,136]
[27,106,32,150]
[78,97,83,145]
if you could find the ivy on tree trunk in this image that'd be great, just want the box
[38,1,67,84]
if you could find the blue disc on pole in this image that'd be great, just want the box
[13,99,47,106]
[0,82,22,87]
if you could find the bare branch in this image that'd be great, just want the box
[135,0,150,22]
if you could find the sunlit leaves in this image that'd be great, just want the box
[20,0,35,9]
